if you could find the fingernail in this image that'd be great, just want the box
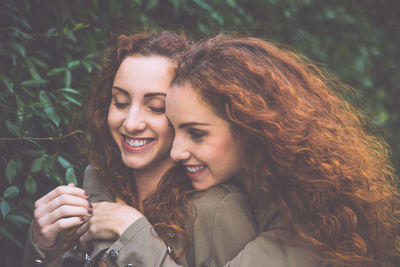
[88,209,93,215]
[89,203,93,209]
[80,216,85,222]
[84,191,90,197]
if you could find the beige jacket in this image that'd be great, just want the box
[23,166,257,266]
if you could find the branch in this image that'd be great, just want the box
[0,129,83,141]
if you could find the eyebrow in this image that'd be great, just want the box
[178,122,210,129]
[111,86,166,98]
[144,92,167,98]
[112,86,129,96]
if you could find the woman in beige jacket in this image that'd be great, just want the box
[94,33,398,267]
[23,31,256,266]
[165,34,399,266]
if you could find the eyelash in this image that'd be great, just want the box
[188,129,206,142]
[149,106,165,113]
[114,102,129,109]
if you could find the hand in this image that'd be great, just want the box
[77,201,144,248]
[31,183,91,248]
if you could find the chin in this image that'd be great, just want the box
[121,158,149,169]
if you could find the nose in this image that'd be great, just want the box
[170,135,190,162]
[123,107,146,133]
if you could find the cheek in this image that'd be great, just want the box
[107,107,123,131]
[216,136,242,166]
[155,118,174,143]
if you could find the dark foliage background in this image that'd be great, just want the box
[1,0,399,266]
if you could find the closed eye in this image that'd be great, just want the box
[149,106,166,113]
[188,128,207,142]
[114,102,129,109]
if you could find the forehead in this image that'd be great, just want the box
[114,55,175,90]
[166,83,220,123]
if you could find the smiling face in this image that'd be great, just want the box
[166,83,243,190]
[108,55,175,172]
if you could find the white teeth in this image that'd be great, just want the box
[186,165,205,173]
[125,137,153,147]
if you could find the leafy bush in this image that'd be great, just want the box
[1,0,398,266]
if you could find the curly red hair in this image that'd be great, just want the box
[85,31,193,254]
[172,34,400,266]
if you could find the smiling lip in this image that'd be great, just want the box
[185,165,206,179]
[121,135,155,152]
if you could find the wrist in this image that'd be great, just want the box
[31,223,57,249]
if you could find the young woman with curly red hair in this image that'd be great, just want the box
[22,32,256,267]
[164,34,400,266]
[77,33,399,267]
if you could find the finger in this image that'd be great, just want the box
[42,205,91,226]
[35,185,88,207]
[34,195,91,222]
[45,216,84,237]
[45,194,91,214]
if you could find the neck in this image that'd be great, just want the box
[133,157,175,212]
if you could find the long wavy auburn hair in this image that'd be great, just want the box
[172,34,400,266]
[85,31,193,253]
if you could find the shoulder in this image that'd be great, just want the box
[254,210,324,266]
[184,182,257,266]
[187,181,255,231]
[189,182,248,213]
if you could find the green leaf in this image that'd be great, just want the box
[31,155,46,173]
[25,175,37,195]
[31,57,48,69]
[5,159,17,184]
[39,90,51,105]
[0,225,13,240]
[4,186,19,199]
[59,88,80,95]
[0,200,10,219]
[44,106,60,126]
[20,17,32,29]
[6,214,30,225]
[57,156,71,169]
[21,78,48,87]
[11,41,26,57]
[5,120,21,137]
[10,27,34,40]
[62,94,81,106]
[0,74,14,93]
[48,173,64,185]
[67,60,80,69]
[27,58,41,80]
[64,70,71,88]
[82,61,93,73]
[65,167,78,185]
[64,31,77,43]
[73,23,85,31]
[226,0,237,8]
[47,67,66,76]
